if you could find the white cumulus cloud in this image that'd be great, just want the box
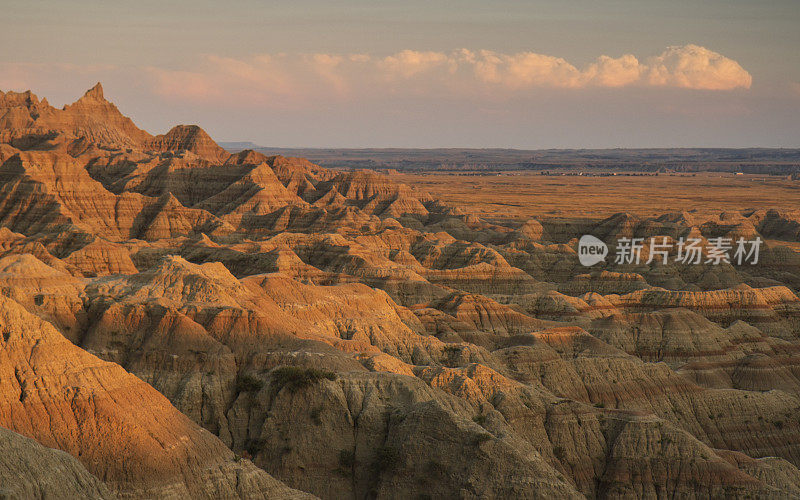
[144,45,752,106]
[2,45,751,111]
[645,44,752,90]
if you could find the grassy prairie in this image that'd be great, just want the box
[394,172,800,220]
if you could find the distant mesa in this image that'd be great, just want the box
[220,141,265,152]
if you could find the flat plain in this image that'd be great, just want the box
[393,171,800,219]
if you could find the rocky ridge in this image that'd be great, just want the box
[1,84,800,498]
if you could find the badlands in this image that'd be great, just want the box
[1,84,800,499]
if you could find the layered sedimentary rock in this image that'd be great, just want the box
[2,84,800,498]
[0,83,151,149]
[146,125,230,163]
[0,294,311,498]
[0,426,113,499]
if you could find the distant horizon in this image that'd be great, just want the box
[4,81,797,150]
[219,142,800,152]
[2,1,797,148]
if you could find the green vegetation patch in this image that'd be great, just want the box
[270,366,336,394]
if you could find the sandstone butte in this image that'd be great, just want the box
[1,84,800,498]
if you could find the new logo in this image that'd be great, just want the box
[578,235,608,266]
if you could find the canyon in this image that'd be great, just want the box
[1,84,800,498]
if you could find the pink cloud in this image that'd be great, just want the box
[583,54,643,88]
[1,45,754,112]
[465,50,583,88]
[379,50,449,78]
[148,45,746,101]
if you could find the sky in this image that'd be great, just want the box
[1,0,799,148]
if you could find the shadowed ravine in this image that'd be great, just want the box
[2,85,800,498]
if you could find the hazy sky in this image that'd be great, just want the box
[1,0,799,148]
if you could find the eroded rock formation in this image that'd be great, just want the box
[2,84,800,498]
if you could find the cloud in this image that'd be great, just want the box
[147,68,221,101]
[583,54,643,88]
[379,50,449,78]
[447,46,749,90]
[645,45,752,90]
[463,50,584,88]
[147,54,328,106]
[142,45,751,107]
[2,45,752,111]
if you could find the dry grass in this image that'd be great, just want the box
[394,172,800,220]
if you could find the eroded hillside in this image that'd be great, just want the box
[2,85,800,498]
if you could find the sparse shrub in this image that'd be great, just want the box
[594,402,605,408]
[774,420,785,429]
[373,446,401,473]
[270,366,336,394]
[245,438,265,456]
[339,449,355,469]
[553,445,565,460]
[472,432,493,446]
[426,459,447,476]
[473,414,487,426]
[310,406,323,425]
[236,374,264,393]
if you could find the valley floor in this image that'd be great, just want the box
[394,171,800,219]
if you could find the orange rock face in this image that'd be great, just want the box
[0,294,311,498]
[0,83,151,149]
[1,84,800,498]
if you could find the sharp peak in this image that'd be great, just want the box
[83,82,105,100]
[67,82,109,108]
